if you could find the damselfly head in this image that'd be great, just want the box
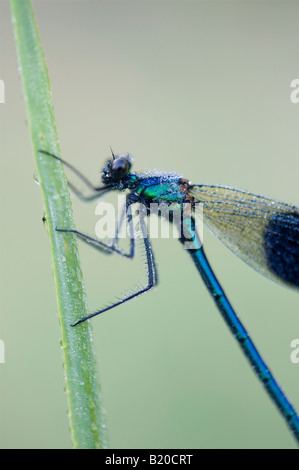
[102,153,133,184]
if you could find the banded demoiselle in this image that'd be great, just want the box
[40,149,299,444]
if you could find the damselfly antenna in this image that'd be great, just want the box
[110,146,116,160]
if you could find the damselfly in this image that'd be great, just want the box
[40,149,299,444]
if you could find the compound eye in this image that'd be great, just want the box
[110,157,129,181]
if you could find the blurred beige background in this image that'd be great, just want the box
[0,0,299,448]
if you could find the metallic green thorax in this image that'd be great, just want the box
[131,174,188,205]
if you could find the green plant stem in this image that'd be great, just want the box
[10,0,108,448]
